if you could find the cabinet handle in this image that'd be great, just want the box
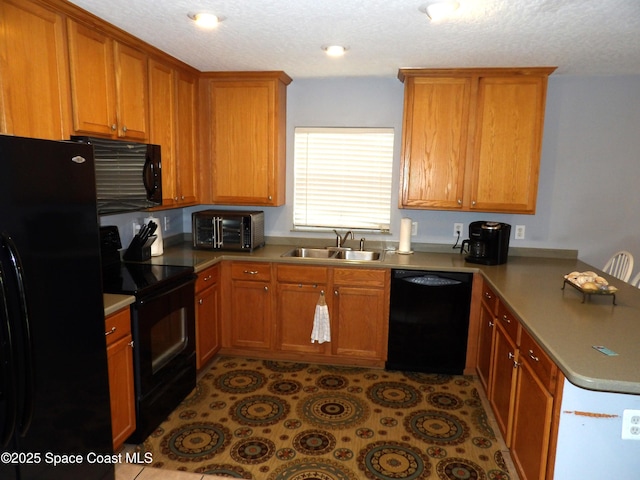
[488,321,494,327]
[457,199,462,205]
[264,286,269,292]
[105,326,116,336]
[501,314,511,324]
[472,200,477,206]
[198,298,203,305]
[484,292,492,299]
[528,349,540,362]
[128,340,134,348]
[334,290,338,296]
[204,275,212,281]
[243,270,259,275]
[268,195,273,201]
[122,125,128,133]
[111,124,117,131]
[508,351,515,360]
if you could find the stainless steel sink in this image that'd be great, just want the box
[281,247,337,258]
[281,247,383,261]
[334,250,383,261]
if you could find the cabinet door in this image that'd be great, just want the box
[332,285,387,360]
[148,59,177,205]
[174,71,198,204]
[105,308,135,451]
[67,19,116,136]
[196,283,220,369]
[476,297,496,392]
[489,321,518,445]
[113,42,148,140]
[276,283,328,355]
[229,279,272,350]
[469,76,546,213]
[400,76,471,209]
[0,0,70,139]
[511,356,554,480]
[209,80,278,205]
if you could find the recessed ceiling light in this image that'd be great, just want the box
[188,12,222,29]
[421,1,459,21]
[322,45,348,57]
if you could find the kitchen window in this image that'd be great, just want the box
[293,127,394,231]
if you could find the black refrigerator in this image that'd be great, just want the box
[0,135,114,479]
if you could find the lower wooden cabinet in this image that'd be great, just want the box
[195,265,221,369]
[476,279,497,391]
[105,307,135,451]
[223,261,389,366]
[332,268,389,361]
[226,262,274,351]
[483,297,563,480]
[275,265,329,355]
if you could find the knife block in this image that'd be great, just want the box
[123,235,156,261]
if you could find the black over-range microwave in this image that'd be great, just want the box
[192,210,265,252]
[71,136,162,214]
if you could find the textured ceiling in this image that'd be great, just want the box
[67,0,640,78]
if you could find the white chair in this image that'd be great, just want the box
[602,250,634,283]
[631,272,640,288]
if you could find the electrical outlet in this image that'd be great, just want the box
[622,409,640,440]
[411,221,418,236]
[132,221,138,236]
[454,223,463,237]
[515,225,526,240]
[164,216,170,232]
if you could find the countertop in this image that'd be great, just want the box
[103,243,640,396]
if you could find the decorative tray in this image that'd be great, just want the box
[562,271,617,305]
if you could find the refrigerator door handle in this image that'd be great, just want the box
[2,233,35,437]
[0,253,18,448]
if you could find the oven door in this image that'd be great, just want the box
[132,277,196,399]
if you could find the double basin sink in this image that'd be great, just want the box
[281,247,383,262]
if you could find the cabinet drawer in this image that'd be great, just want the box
[196,265,219,292]
[333,268,386,287]
[105,308,131,346]
[520,327,557,392]
[277,265,328,284]
[496,301,519,343]
[481,281,498,313]
[230,262,271,281]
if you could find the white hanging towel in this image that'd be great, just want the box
[311,291,331,343]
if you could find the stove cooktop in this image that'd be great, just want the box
[102,262,195,297]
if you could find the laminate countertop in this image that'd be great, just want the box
[104,243,640,396]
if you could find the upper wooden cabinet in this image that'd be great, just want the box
[67,18,148,140]
[0,0,71,139]
[399,67,555,214]
[149,59,198,206]
[202,72,291,206]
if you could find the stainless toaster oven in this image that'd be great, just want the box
[192,210,265,251]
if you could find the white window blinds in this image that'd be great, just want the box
[293,127,394,231]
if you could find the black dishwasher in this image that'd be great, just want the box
[386,270,472,374]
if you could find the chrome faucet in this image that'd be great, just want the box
[333,229,353,248]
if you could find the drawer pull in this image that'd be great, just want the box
[243,270,259,275]
[502,314,511,324]
[484,292,492,299]
[105,327,117,336]
[264,286,269,291]
[528,350,540,362]
[199,299,203,305]
[488,321,494,327]
[203,275,212,281]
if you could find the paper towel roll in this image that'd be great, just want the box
[399,217,412,253]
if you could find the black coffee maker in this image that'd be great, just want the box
[461,221,511,265]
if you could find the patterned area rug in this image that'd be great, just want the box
[141,356,512,479]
